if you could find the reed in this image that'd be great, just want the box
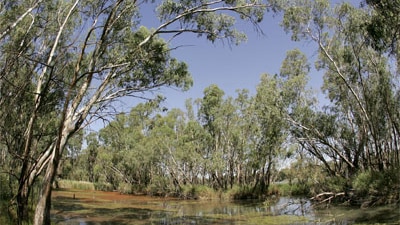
[57,179,95,190]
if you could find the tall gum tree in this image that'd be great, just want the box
[198,84,226,189]
[0,0,275,224]
[280,0,399,183]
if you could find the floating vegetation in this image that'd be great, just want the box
[51,189,400,225]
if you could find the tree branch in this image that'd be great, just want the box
[0,0,43,40]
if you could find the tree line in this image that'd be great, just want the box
[0,0,399,224]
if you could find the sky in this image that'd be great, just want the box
[95,0,361,129]
[160,14,322,110]
[128,1,329,113]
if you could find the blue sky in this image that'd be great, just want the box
[157,12,323,111]
[110,1,361,120]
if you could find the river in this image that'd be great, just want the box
[49,189,399,225]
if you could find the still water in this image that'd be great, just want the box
[51,189,399,225]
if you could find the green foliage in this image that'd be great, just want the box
[94,182,114,192]
[364,0,400,58]
[353,168,400,197]
[180,184,217,200]
[225,185,254,199]
[119,26,193,91]
[0,174,10,200]
[268,183,309,196]
[287,183,310,196]
[0,202,12,225]
[156,0,266,44]
[118,182,134,195]
[146,176,170,196]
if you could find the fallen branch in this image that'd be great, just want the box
[310,192,345,207]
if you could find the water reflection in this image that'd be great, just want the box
[52,196,400,225]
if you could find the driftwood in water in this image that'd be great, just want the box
[310,192,345,207]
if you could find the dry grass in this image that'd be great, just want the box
[57,179,95,190]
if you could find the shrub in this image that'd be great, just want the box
[193,185,216,200]
[179,185,217,200]
[118,182,133,194]
[146,176,171,196]
[290,183,310,196]
[306,175,346,196]
[268,182,309,196]
[353,168,400,197]
[225,185,246,199]
[94,182,114,191]
[227,185,258,199]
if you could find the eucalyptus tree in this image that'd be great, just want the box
[181,99,210,185]
[252,73,288,193]
[249,47,314,194]
[281,0,399,186]
[147,108,187,191]
[232,89,258,186]
[363,0,399,66]
[198,85,255,190]
[213,95,241,189]
[224,91,254,188]
[98,101,161,192]
[0,0,273,224]
[58,131,84,181]
[85,132,100,183]
[198,84,227,189]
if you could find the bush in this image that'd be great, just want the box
[306,175,347,196]
[290,183,310,196]
[193,185,216,200]
[118,182,133,194]
[94,182,114,191]
[226,184,264,199]
[353,168,400,197]
[268,182,309,196]
[179,185,217,200]
[225,185,249,199]
[146,176,170,196]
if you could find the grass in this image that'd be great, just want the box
[55,180,312,200]
[268,182,310,196]
[57,179,95,190]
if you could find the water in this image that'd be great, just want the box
[47,190,400,225]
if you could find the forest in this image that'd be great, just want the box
[0,0,399,224]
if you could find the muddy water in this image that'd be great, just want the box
[51,189,399,225]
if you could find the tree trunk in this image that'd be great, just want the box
[33,181,52,225]
[16,180,31,224]
[15,142,52,224]
[33,135,66,225]
[33,151,59,225]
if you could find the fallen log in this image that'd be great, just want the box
[310,192,345,207]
